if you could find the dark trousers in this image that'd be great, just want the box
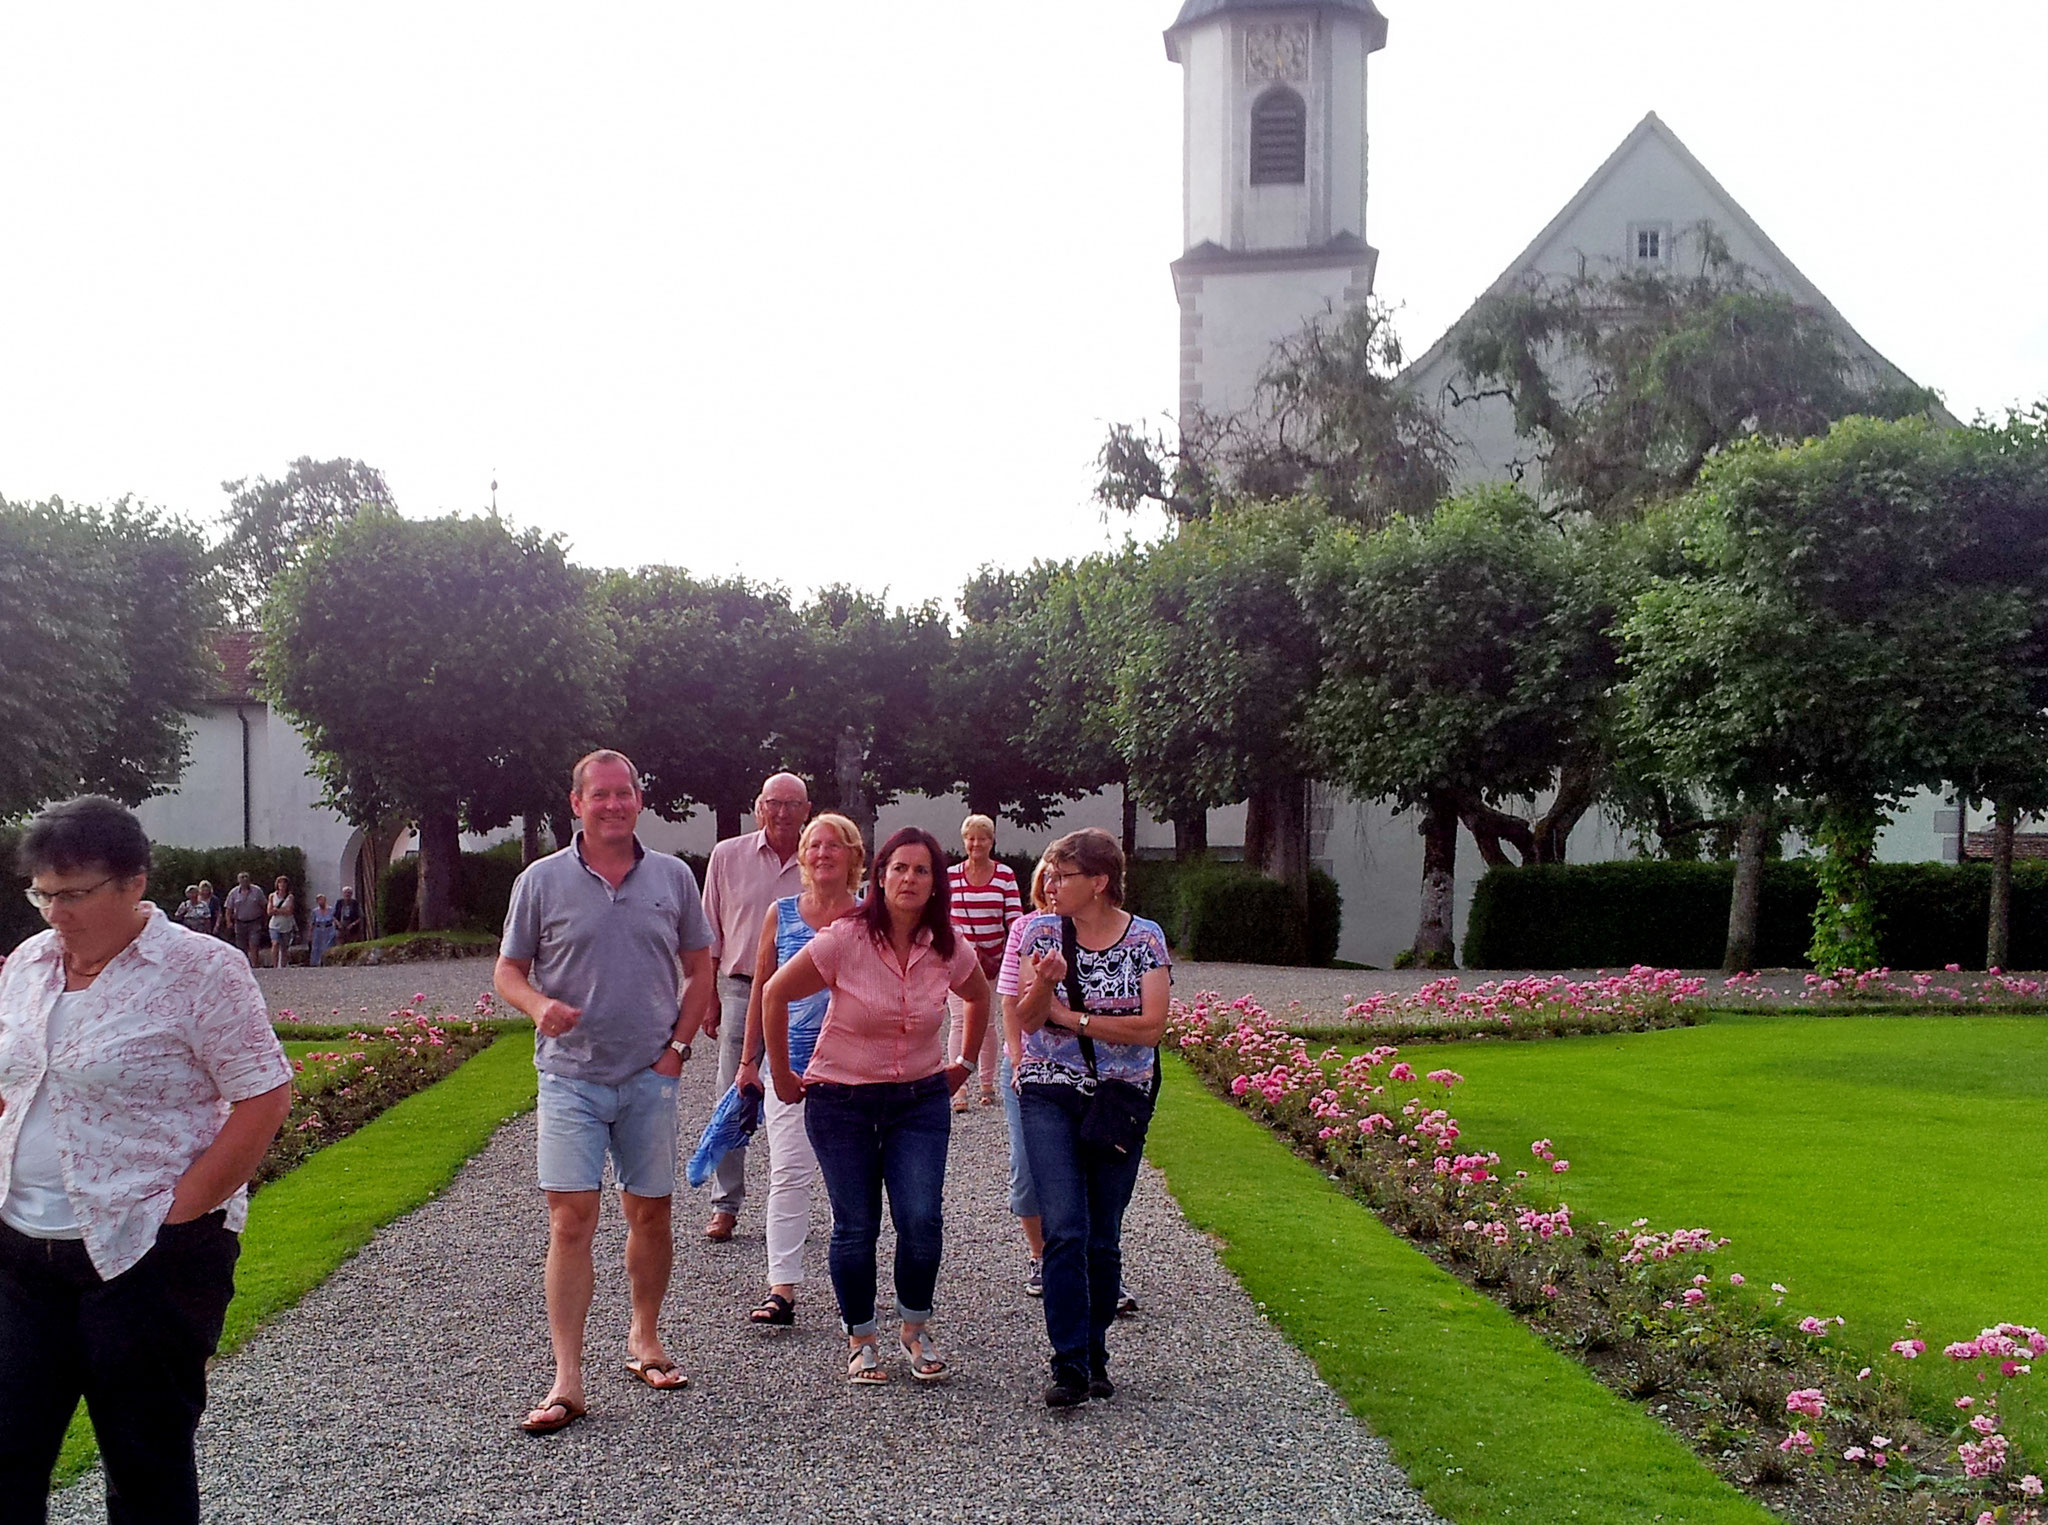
[1019,1083,1146,1380]
[0,1213,239,1525]
[802,1074,950,1334]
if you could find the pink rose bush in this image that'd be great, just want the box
[1175,986,2048,1521]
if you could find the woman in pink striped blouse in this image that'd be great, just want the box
[946,814,1020,1111]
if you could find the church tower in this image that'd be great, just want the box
[1165,0,1387,426]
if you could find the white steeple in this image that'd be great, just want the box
[1165,1,1387,423]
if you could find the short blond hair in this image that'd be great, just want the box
[799,813,866,893]
[572,749,640,796]
[1027,852,1054,913]
[960,814,996,840]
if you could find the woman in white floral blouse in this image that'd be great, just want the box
[0,796,293,1525]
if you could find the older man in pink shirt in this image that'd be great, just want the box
[697,771,810,1241]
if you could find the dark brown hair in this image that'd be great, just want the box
[16,795,152,881]
[1045,827,1125,906]
[857,827,955,957]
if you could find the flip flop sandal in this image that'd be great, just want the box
[520,1397,587,1435]
[749,1292,795,1326]
[623,1358,688,1390]
[847,1342,888,1384]
[898,1330,949,1382]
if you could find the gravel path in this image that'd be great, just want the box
[53,1028,1441,1524]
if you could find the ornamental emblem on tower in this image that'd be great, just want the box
[1244,23,1311,82]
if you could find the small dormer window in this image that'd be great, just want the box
[1250,86,1307,185]
[1629,222,1673,265]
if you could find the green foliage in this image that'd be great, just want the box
[1123,856,1341,966]
[0,826,35,954]
[263,509,618,928]
[1464,858,2048,969]
[1301,488,1614,820]
[926,565,1090,827]
[215,457,394,625]
[1149,1063,1777,1525]
[595,569,805,830]
[319,930,498,965]
[148,845,309,918]
[1452,234,1938,519]
[0,496,220,818]
[1026,551,1136,804]
[377,848,524,935]
[1115,502,1327,825]
[1622,415,2048,966]
[1097,301,1454,527]
[1808,805,1883,972]
[776,585,953,816]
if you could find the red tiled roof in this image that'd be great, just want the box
[1963,831,2048,861]
[212,630,263,705]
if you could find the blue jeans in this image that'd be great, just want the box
[1000,1053,1039,1219]
[1019,1082,1145,1378]
[802,1074,951,1336]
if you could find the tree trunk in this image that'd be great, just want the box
[1988,800,2016,972]
[1120,785,1138,859]
[1173,811,1208,860]
[546,804,574,854]
[1246,775,1311,916]
[415,808,463,933]
[835,726,874,857]
[716,802,744,840]
[521,814,543,866]
[1723,808,1768,972]
[362,817,406,937]
[1530,755,1602,864]
[1808,799,1883,973]
[1415,789,1458,965]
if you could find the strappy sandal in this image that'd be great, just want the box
[847,1341,888,1384]
[749,1292,795,1326]
[898,1327,949,1382]
[978,1086,997,1108]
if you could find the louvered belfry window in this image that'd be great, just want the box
[1250,86,1307,185]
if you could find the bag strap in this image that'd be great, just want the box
[1060,916,1097,1082]
[1061,915,1159,1095]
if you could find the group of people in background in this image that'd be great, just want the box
[170,873,366,967]
[494,752,1171,1432]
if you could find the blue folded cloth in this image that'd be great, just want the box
[686,1080,764,1189]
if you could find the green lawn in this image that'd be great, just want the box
[1402,1013,2048,1436]
[55,1029,538,1487]
[1148,1060,1775,1524]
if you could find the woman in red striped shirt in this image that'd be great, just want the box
[947,815,1021,1112]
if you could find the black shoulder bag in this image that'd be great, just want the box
[1060,915,1162,1160]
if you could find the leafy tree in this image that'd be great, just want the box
[264,509,618,930]
[1451,233,1939,519]
[1028,552,1143,853]
[777,587,953,841]
[926,565,1089,829]
[596,570,806,838]
[1113,503,1327,896]
[0,496,219,818]
[1621,417,2047,970]
[1300,489,1611,962]
[1099,301,1454,527]
[217,457,395,623]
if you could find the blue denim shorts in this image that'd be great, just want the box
[535,1067,680,1198]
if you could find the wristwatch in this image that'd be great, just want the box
[950,1055,973,1068]
[669,1040,692,1062]
[1076,1014,1091,1034]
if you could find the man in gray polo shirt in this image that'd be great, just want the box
[495,749,716,1435]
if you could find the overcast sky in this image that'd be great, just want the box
[4,2,2041,612]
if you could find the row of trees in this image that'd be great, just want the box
[11,234,2040,966]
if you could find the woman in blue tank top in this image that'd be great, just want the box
[734,813,863,1326]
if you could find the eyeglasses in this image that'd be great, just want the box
[1042,871,1094,889]
[25,875,121,910]
[757,800,808,815]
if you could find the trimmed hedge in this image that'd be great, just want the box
[1463,859,2048,970]
[0,832,307,956]
[379,842,524,937]
[1127,857,1343,966]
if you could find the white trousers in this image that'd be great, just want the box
[763,1085,816,1288]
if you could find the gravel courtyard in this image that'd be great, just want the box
[52,958,1445,1525]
